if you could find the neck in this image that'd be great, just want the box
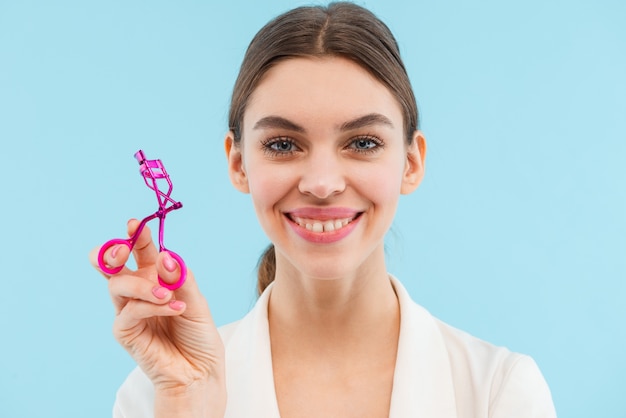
[267,248,400,359]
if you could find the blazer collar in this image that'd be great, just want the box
[222,283,281,417]
[389,276,458,417]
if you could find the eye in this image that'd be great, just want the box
[261,137,300,156]
[270,140,295,152]
[347,135,384,153]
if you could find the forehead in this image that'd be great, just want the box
[243,57,403,130]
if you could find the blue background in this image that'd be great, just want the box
[1,0,624,416]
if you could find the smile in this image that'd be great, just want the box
[285,209,362,244]
[291,216,354,232]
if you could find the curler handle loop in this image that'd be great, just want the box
[157,250,187,290]
[97,239,132,275]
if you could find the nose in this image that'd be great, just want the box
[298,152,346,199]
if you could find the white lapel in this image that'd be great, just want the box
[222,284,281,418]
[389,276,458,417]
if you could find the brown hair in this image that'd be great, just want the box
[228,2,419,295]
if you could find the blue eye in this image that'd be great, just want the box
[262,137,299,156]
[269,140,295,152]
[348,136,383,153]
[354,138,377,150]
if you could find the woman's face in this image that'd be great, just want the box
[226,57,425,279]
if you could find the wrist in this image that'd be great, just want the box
[154,377,226,418]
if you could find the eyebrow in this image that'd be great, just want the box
[339,113,394,131]
[253,116,305,132]
[252,113,395,133]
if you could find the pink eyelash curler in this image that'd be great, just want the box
[98,150,186,290]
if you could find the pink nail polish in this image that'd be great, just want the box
[111,245,119,258]
[152,286,169,299]
[169,300,185,311]
[163,252,177,272]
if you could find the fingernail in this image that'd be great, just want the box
[152,286,169,299]
[169,300,185,311]
[111,245,120,258]
[163,252,177,272]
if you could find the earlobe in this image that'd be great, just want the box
[225,132,250,194]
[400,130,427,195]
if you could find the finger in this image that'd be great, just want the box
[108,273,175,315]
[127,218,159,269]
[157,252,213,321]
[157,250,185,290]
[113,298,187,342]
[89,245,133,279]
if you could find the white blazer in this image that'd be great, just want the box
[114,277,557,417]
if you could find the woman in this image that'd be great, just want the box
[92,3,556,417]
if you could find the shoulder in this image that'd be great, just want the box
[435,317,519,382]
[391,276,556,417]
[436,319,555,416]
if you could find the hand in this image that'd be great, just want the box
[90,219,226,416]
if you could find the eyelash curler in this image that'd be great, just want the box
[98,150,186,290]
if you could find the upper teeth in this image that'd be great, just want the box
[292,216,353,232]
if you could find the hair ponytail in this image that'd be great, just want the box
[256,244,276,296]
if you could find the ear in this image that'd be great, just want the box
[400,130,426,195]
[225,132,250,194]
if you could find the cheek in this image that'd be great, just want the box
[355,156,406,203]
[366,177,402,215]
[245,162,293,215]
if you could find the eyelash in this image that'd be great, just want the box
[261,135,384,157]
